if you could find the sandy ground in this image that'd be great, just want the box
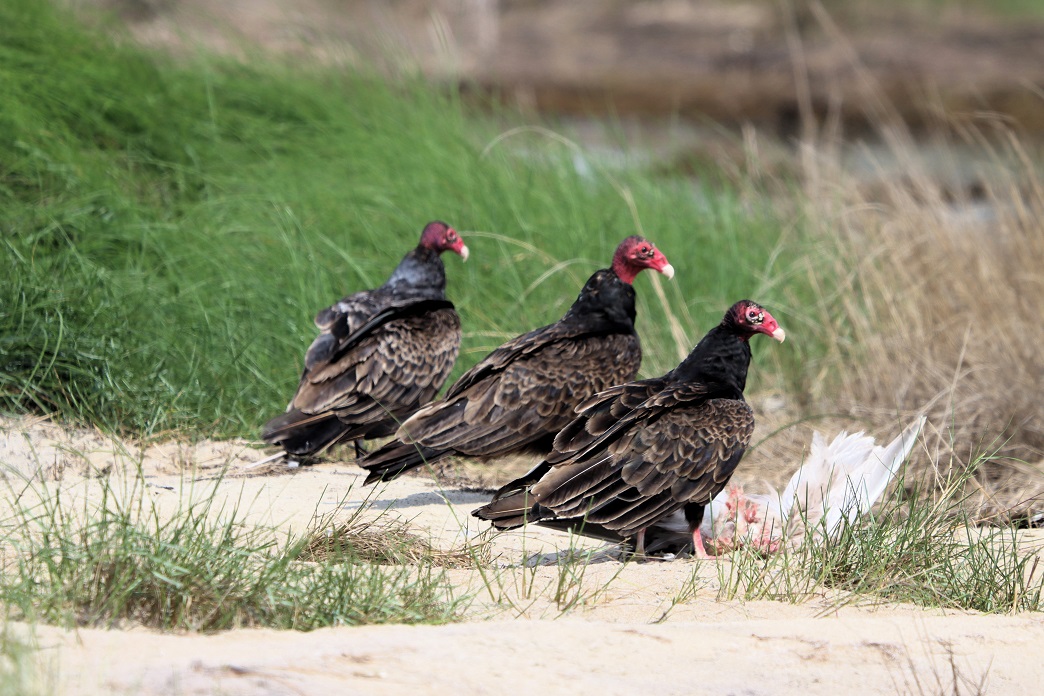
[2,414,1043,695]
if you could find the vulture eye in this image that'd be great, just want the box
[746,308,763,323]
[447,231,457,241]
[639,245,650,256]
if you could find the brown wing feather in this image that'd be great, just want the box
[397,332,640,458]
[291,308,460,427]
[303,292,385,373]
[547,377,670,464]
[530,397,754,536]
[445,317,629,399]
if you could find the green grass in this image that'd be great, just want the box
[0,471,466,631]
[0,626,46,696]
[467,535,632,618]
[715,453,1044,613]
[0,0,824,439]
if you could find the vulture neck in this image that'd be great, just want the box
[384,246,447,296]
[673,324,751,399]
[561,269,638,334]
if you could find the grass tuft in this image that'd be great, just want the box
[0,471,467,631]
[716,450,1044,612]
[0,626,47,696]
[301,515,490,569]
[467,532,630,618]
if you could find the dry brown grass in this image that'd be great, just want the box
[764,87,1044,523]
[723,2,1042,524]
[301,515,490,569]
[829,133,1039,451]
[861,136,1039,515]
[680,121,1043,524]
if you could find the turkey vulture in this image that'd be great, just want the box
[358,235,675,485]
[261,220,468,459]
[472,299,785,558]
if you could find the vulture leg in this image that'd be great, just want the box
[691,528,715,560]
[353,440,369,459]
[634,528,647,557]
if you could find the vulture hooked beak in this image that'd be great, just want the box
[759,310,786,343]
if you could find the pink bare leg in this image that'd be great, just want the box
[635,528,647,556]
[692,528,715,560]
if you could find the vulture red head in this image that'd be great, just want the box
[419,220,469,261]
[725,300,786,342]
[611,235,674,284]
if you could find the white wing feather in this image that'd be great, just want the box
[784,416,925,542]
